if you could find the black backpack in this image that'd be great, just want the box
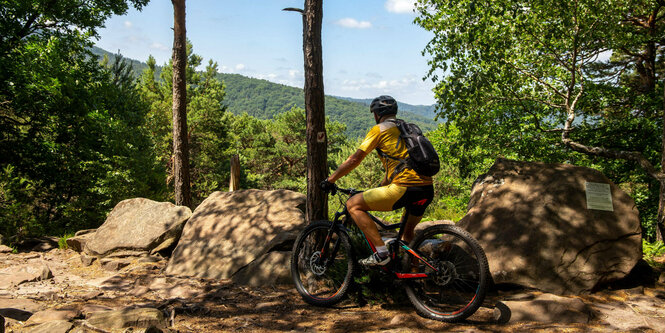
[377,119,440,181]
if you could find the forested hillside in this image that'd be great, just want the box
[91,47,436,138]
[335,96,439,120]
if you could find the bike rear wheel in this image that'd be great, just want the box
[403,224,489,322]
[291,221,355,306]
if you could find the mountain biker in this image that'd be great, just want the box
[321,95,434,267]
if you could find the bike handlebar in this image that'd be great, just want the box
[331,184,362,196]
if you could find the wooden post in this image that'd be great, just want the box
[229,154,240,192]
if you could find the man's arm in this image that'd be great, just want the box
[327,149,367,183]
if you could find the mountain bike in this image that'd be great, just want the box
[290,185,490,322]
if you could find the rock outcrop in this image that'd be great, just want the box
[166,189,306,285]
[84,198,192,257]
[457,159,641,294]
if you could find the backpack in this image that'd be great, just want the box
[377,119,440,181]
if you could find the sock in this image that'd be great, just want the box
[375,245,389,259]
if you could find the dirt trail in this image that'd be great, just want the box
[1,249,664,332]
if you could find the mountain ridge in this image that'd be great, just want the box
[91,46,440,137]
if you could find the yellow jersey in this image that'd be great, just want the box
[358,121,433,187]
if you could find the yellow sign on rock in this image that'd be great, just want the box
[585,182,613,212]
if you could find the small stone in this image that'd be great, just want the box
[0,245,12,254]
[100,259,130,271]
[625,286,645,295]
[82,291,104,300]
[85,307,167,330]
[31,242,56,252]
[81,304,114,318]
[80,254,97,266]
[255,301,280,311]
[389,314,409,326]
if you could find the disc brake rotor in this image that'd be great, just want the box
[309,251,326,276]
[433,261,457,286]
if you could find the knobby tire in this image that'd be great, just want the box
[291,221,355,306]
[403,224,489,322]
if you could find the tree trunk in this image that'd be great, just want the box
[658,84,665,242]
[303,0,327,222]
[171,0,191,208]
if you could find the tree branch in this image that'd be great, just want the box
[562,138,665,181]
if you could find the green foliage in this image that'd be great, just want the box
[0,0,161,242]
[0,165,38,245]
[415,0,664,238]
[137,42,233,206]
[643,240,665,269]
[58,233,74,250]
[220,72,436,138]
[230,107,348,192]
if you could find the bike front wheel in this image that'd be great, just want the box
[403,224,489,322]
[291,221,355,306]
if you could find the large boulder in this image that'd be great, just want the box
[85,198,192,257]
[457,159,641,294]
[165,189,306,283]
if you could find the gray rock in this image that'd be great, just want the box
[74,229,97,237]
[0,298,42,321]
[25,308,80,326]
[0,262,53,288]
[501,293,591,324]
[100,259,130,271]
[166,189,306,282]
[24,320,73,333]
[0,246,11,254]
[81,304,114,318]
[232,251,291,287]
[85,198,192,257]
[457,159,642,294]
[66,233,94,253]
[85,307,167,330]
[80,254,96,266]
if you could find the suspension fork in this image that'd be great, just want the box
[317,221,343,267]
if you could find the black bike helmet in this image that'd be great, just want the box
[370,95,398,117]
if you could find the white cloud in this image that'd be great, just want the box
[334,18,372,29]
[385,0,415,14]
[123,20,133,28]
[150,42,169,51]
[289,69,300,77]
[235,63,246,71]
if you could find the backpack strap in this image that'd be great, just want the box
[376,148,409,183]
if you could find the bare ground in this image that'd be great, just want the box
[1,249,664,332]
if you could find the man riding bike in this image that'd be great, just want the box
[321,95,434,267]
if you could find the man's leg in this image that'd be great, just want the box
[401,212,424,244]
[346,193,384,247]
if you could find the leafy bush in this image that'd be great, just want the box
[643,240,665,270]
[0,165,39,245]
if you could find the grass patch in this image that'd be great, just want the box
[58,233,75,250]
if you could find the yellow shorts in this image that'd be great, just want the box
[362,184,434,217]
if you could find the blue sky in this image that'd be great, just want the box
[96,0,437,105]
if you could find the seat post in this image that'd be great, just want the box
[396,208,410,243]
